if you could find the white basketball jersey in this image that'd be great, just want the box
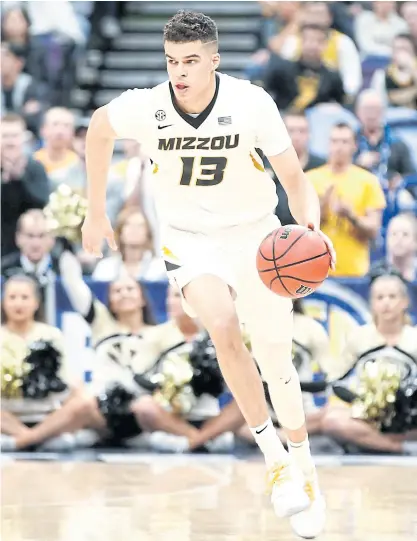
[107,73,291,233]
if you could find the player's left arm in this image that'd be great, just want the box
[267,146,320,227]
[268,147,336,268]
[253,86,336,267]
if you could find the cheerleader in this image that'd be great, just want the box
[55,249,200,444]
[1,274,79,451]
[322,272,417,454]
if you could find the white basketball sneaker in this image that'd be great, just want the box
[267,461,310,518]
[290,471,326,539]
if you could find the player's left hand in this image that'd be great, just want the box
[308,223,336,271]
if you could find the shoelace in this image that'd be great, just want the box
[265,463,291,495]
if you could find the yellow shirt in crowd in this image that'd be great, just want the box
[307,164,386,277]
[34,148,79,175]
[34,148,85,195]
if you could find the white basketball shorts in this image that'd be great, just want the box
[161,214,293,343]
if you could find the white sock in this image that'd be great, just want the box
[288,437,315,477]
[250,418,288,467]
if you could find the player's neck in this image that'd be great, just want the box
[176,74,217,114]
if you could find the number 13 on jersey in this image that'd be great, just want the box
[180,157,227,186]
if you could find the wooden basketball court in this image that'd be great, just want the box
[2,455,416,541]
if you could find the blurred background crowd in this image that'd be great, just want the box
[1,1,417,457]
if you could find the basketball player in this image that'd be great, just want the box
[82,11,335,538]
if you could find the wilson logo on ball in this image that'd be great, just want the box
[279,228,291,240]
[296,285,314,296]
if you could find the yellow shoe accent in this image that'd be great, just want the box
[266,463,291,495]
[304,481,315,502]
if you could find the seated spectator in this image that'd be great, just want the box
[1,41,48,135]
[1,115,50,257]
[1,5,45,86]
[92,208,166,282]
[264,24,345,112]
[386,213,417,282]
[371,34,417,109]
[307,123,386,277]
[401,2,417,51]
[2,210,54,278]
[322,272,417,455]
[355,1,409,57]
[382,171,417,231]
[279,1,362,98]
[1,274,80,451]
[1,209,93,292]
[246,1,301,83]
[1,5,32,52]
[269,112,325,225]
[260,1,301,51]
[34,107,85,194]
[355,89,416,184]
[23,0,85,106]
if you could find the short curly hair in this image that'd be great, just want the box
[163,10,218,45]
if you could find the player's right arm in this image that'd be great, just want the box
[82,106,117,256]
[82,89,150,257]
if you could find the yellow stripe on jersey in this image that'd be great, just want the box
[153,163,159,174]
[250,152,265,172]
[162,246,180,263]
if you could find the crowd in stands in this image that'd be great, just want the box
[1,1,417,456]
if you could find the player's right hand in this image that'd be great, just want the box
[82,212,117,258]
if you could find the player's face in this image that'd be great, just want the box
[164,40,219,105]
[371,277,408,324]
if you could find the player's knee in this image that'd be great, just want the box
[208,312,242,356]
[253,340,294,383]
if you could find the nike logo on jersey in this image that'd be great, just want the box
[255,424,268,435]
[158,124,174,130]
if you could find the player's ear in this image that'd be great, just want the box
[212,53,220,71]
